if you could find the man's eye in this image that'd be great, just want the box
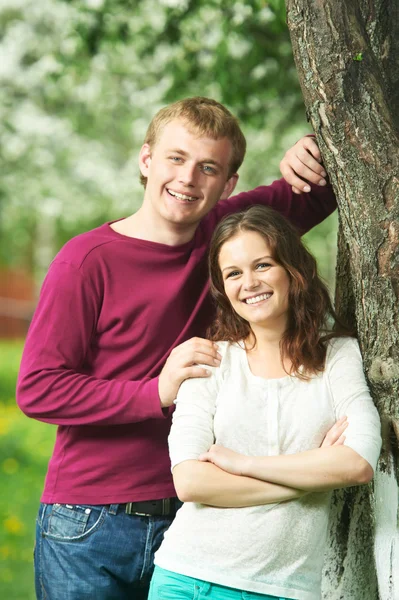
[202,165,216,174]
[170,156,182,162]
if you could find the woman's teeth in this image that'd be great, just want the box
[245,293,272,304]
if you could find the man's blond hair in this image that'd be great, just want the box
[140,97,246,187]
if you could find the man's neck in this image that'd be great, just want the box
[110,208,197,246]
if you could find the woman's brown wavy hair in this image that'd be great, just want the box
[208,205,352,379]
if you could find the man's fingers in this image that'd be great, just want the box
[281,164,312,193]
[296,148,326,177]
[189,351,221,367]
[175,338,221,361]
[300,136,322,161]
[172,348,221,367]
[290,158,327,187]
[280,136,328,192]
[183,365,212,380]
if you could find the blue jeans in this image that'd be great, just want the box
[149,567,291,600]
[34,502,179,600]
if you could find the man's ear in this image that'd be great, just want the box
[220,174,239,200]
[139,143,152,177]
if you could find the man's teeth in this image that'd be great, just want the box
[245,293,272,304]
[168,189,197,202]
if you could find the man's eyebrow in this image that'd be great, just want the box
[167,149,188,156]
[166,149,223,169]
[201,158,223,169]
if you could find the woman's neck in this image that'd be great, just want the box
[245,324,291,379]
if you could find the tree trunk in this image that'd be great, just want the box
[285,1,399,598]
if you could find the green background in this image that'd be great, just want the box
[0,1,338,597]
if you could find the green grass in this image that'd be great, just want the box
[0,341,55,600]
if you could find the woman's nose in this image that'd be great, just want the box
[243,272,260,289]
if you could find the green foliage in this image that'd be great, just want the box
[0,341,55,599]
[0,0,326,282]
[0,341,23,405]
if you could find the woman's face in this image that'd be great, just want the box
[219,230,291,331]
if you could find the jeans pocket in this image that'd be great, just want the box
[43,504,106,541]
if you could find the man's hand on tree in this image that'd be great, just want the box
[158,337,221,408]
[280,136,328,194]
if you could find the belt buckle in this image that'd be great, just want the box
[125,502,152,517]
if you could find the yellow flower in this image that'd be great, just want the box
[0,418,9,435]
[4,516,24,535]
[2,458,19,474]
[0,546,10,559]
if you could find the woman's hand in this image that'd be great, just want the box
[321,416,348,448]
[199,417,348,478]
[198,445,249,476]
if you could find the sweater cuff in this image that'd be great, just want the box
[146,376,173,419]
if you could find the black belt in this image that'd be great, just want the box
[125,498,178,517]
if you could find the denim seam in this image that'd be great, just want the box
[140,517,153,582]
[37,508,47,599]
[43,505,107,542]
[193,582,200,600]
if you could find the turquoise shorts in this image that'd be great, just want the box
[149,566,291,600]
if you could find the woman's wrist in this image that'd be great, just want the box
[241,455,259,477]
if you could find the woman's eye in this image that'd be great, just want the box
[226,270,240,278]
[256,262,271,270]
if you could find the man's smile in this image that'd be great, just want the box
[167,189,199,203]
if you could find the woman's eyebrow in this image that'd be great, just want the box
[221,256,274,273]
[251,255,273,264]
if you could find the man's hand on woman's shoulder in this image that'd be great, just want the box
[158,337,222,408]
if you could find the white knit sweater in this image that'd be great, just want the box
[154,337,382,600]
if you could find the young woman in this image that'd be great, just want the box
[149,205,381,600]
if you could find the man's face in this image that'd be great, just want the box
[139,119,238,232]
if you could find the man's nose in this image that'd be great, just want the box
[178,163,197,186]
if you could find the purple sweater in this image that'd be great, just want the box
[17,180,336,504]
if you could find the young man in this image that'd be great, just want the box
[17,97,336,600]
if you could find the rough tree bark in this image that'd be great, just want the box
[285,1,399,599]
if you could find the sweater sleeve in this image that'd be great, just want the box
[16,261,167,426]
[209,178,337,235]
[326,338,382,470]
